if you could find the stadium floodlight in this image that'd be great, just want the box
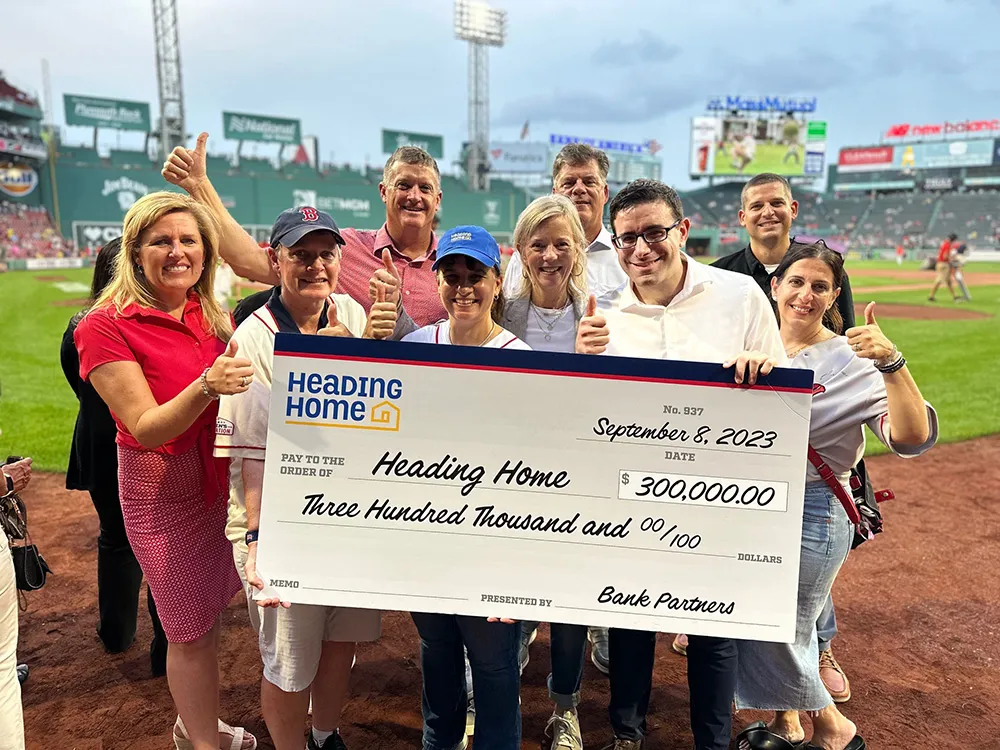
[454,0,507,192]
[454,0,507,46]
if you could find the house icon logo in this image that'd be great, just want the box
[369,400,401,431]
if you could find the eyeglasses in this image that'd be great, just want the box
[612,219,683,249]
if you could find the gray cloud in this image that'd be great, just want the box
[591,32,681,67]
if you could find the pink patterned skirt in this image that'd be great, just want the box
[118,444,241,643]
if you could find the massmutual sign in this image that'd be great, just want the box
[706,96,818,113]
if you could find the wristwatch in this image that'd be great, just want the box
[245,529,259,545]
[2,471,12,495]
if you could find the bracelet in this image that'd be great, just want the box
[873,344,898,369]
[200,367,219,400]
[245,529,259,545]
[876,353,906,374]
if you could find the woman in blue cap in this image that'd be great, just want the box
[402,225,529,351]
[401,225,526,750]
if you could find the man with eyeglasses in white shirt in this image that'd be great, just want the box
[575,178,785,750]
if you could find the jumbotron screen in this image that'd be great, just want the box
[690,114,827,178]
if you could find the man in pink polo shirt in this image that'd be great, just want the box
[162,134,445,326]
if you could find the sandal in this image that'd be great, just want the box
[735,721,801,750]
[173,716,258,750]
[800,737,865,750]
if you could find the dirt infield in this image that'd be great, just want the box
[16,436,1000,749]
[853,302,990,321]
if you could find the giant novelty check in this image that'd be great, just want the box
[255,334,813,642]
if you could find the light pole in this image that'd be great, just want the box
[454,0,507,192]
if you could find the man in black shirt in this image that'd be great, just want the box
[712,173,855,329]
[711,173,855,705]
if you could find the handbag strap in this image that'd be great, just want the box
[807,446,862,525]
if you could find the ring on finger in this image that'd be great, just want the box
[853,343,861,352]
[240,375,250,387]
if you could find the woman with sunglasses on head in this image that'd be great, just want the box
[734,243,938,750]
[399,225,526,750]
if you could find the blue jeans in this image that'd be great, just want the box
[735,483,852,711]
[817,594,837,652]
[548,622,588,709]
[411,613,521,750]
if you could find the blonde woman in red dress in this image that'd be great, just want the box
[75,192,257,750]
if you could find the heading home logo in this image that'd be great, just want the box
[285,371,402,431]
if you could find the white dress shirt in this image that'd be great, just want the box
[503,225,628,300]
[598,254,787,365]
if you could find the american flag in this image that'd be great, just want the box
[520,120,530,140]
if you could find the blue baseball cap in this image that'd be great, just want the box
[432,225,501,271]
[270,206,345,249]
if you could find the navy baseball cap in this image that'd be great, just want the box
[269,206,345,249]
[432,225,501,271]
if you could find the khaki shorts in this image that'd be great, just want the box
[232,542,260,633]
[935,261,951,284]
[259,603,381,692]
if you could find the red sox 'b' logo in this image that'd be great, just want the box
[812,383,826,395]
[299,206,319,222]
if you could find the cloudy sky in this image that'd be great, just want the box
[4,0,999,187]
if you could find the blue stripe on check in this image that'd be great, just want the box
[273,333,814,392]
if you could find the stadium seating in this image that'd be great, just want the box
[57,147,102,165]
[0,200,70,258]
[855,193,936,248]
[238,156,277,175]
[931,192,1000,244]
[818,196,868,234]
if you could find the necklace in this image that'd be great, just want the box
[529,302,571,342]
[786,328,829,359]
[449,321,497,347]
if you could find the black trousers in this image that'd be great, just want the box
[608,629,736,750]
[90,486,167,673]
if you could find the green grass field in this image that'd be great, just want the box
[1,263,998,471]
[713,142,806,176]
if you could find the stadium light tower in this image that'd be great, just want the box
[454,0,507,192]
[152,0,186,159]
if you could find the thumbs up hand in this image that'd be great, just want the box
[205,336,254,396]
[317,299,354,339]
[576,294,610,355]
[845,302,894,362]
[162,131,209,193]
[369,248,402,305]
[365,283,399,340]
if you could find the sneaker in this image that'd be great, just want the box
[600,739,643,750]
[671,633,688,656]
[307,730,348,750]
[519,626,538,673]
[545,707,583,750]
[466,694,475,736]
[819,648,851,703]
[588,627,610,674]
[16,663,28,685]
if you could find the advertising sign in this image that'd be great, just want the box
[487,142,550,173]
[690,115,827,177]
[381,129,444,159]
[64,94,151,131]
[707,96,817,113]
[0,167,39,197]
[72,221,123,249]
[885,118,1000,141]
[837,146,895,173]
[549,133,655,155]
[892,139,994,170]
[224,112,301,144]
